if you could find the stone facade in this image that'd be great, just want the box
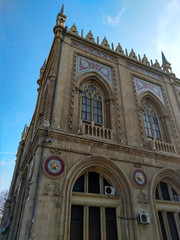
[1,6,180,240]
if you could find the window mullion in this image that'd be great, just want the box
[85,172,88,193]
[84,205,88,240]
[101,207,106,240]
[149,114,154,139]
[163,211,172,240]
[174,212,180,239]
[91,98,93,123]
[157,183,163,200]
[100,174,103,194]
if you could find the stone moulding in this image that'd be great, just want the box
[133,77,164,104]
[71,40,118,63]
[127,63,163,81]
[75,56,113,85]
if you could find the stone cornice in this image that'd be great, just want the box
[65,32,172,79]
[36,128,180,160]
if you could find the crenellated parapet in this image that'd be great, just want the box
[67,23,175,76]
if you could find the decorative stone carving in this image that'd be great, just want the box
[115,43,124,55]
[137,191,147,203]
[44,181,59,196]
[50,148,62,154]
[101,37,110,48]
[75,56,113,84]
[69,23,78,35]
[71,41,117,62]
[43,72,56,127]
[55,5,66,27]
[128,63,163,80]
[142,54,150,65]
[134,77,164,104]
[134,162,142,168]
[129,49,137,60]
[85,30,95,42]
[154,59,161,70]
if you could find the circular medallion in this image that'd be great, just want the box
[133,169,147,188]
[44,156,64,178]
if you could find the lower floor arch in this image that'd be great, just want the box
[59,155,138,240]
[150,168,180,240]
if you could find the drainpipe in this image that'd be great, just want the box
[28,27,67,240]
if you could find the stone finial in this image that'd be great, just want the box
[115,43,124,55]
[142,54,150,65]
[21,124,28,140]
[161,51,172,73]
[129,49,137,60]
[69,23,78,35]
[60,4,65,15]
[154,59,161,70]
[42,58,47,69]
[55,4,66,27]
[101,37,110,48]
[85,30,95,42]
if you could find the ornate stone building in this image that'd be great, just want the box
[1,5,180,240]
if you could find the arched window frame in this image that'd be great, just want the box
[81,83,104,126]
[155,179,180,240]
[142,101,162,141]
[70,171,121,240]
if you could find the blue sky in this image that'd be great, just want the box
[0,0,180,192]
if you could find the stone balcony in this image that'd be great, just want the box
[81,123,112,140]
[149,139,175,154]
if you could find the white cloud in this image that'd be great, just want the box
[102,7,125,26]
[0,159,7,166]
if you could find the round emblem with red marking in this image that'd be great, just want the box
[133,169,147,188]
[44,156,64,178]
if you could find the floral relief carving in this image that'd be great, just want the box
[44,181,59,196]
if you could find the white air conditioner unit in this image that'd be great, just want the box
[138,212,150,224]
[104,186,115,196]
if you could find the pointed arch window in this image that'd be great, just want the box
[142,102,162,140]
[155,181,180,240]
[81,84,103,125]
[70,172,120,240]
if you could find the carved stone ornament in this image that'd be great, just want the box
[137,191,148,203]
[129,49,137,60]
[44,181,59,196]
[115,43,124,55]
[142,54,150,65]
[50,148,62,154]
[101,37,110,48]
[43,156,65,179]
[69,23,78,35]
[133,169,147,189]
[154,59,161,70]
[85,30,95,42]
[28,157,35,180]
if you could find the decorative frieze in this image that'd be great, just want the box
[72,41,118,63]
[75,56,113,84]
[134,77,164,104]
[128,63,163,80]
